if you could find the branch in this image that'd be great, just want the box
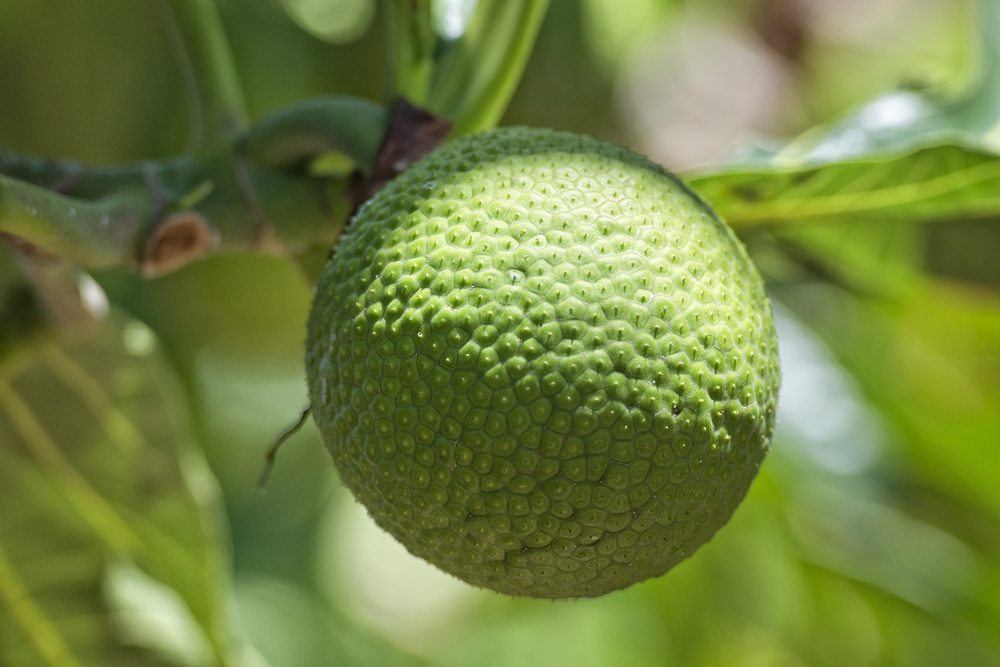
[0,176,146,269]
[0,97,388,276]
[2,97,386,198]
[160,0,249,153]
[242,96,387,169]
[0,149,174,199]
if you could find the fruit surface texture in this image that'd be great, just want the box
[306,127,780,598]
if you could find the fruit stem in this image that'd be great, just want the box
[257,404,312,491]
[242,96,388,170]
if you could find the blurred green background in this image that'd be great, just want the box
[1,0,999,665]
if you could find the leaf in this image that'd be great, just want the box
[680,308,1000,665]
[234,576,425,667]
[0,315,236,666]
[776,281,1000,520]
[688,0,1000,230]
[693,142,1000,227]
[681,3,1000,656]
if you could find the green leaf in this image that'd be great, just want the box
[688,0,1000,230]
[0,315,236,666]
[692,142,1000,228]
[234,576,425,667]
[777,282,1000,519]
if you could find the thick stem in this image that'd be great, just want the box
[242,96,387,170]
[428,0,550,135]
[0,176,147,270]
[383,0,436,106]
[1,98,385,198]
[0,149,185,200]
[0,97,388,275]
[160,0,249,154]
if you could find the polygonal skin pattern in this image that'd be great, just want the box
[307,128,780,598]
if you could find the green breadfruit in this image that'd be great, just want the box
[306,127,780,598]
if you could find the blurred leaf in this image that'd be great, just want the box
[747,218,926,302]
[234,576,423,667]
[685,0,1000,650]
[580,0,676,74]
[279,0,376,45]
[440,597,669,667]
[0,315,237,666]
[0,248,45,357]
[694,142,1000,228]
[787,479,1000,638]
[777,281,1000,520]
[689,0,1000,230]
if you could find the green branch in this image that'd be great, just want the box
[0,97,387,275]
[243,96,387,169]
[0,0,552,277]
[0,149,183,200]
[0,176,146,269]
[160,0,249,153]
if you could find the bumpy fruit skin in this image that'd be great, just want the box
[307,128,779,598]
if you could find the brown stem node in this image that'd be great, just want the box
[140,211,219,278]
[348,97,453,216]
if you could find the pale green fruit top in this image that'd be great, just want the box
[306,127,780,598]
